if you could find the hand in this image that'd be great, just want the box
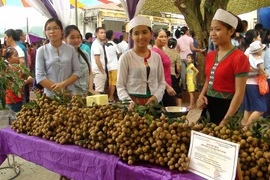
[146,96,158,105]
[24,76,33,85]
[51,81,67,91]
[196,95,208,109]
[200,48,206,53]
[219,119,226,127]
[128,101,135,112]
[89,89,100,95]
[166,86,177,96]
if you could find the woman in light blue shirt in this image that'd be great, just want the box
[35,18,80,97]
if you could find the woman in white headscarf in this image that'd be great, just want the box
[196,9,250,126]
[116,16,166,108]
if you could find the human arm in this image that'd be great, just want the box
[175,57,181,78]
[196,79,209,109]
[152,56,166,102]
[83,51,99,94]
[88,67,99,94]
[94,55,105,74]
[19,57,26,66]
[166,84,176,96]
[35,47,55,90]
[219,76,247,126]
[250,66,258,72]
[191,65,199,82]
[176,44,180,53]
[257,63,267,75]
[116,55,132,101]
[146,96,158,105]
[115,44,122,59]
[190,41,204,53]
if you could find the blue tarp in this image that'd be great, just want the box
[258,7,270,29]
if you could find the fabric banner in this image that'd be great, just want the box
[27,34,44,43]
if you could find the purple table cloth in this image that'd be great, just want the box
[0,128,205,180]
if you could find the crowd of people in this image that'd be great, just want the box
[1,8,270,130]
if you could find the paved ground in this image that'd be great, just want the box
[0,94,202,180]
[0,157,59,180]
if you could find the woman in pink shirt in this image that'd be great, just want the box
[152,29,177,106]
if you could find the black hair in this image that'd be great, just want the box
[166,31,171,37]
[189,30,195,38]
[239,29,260,52]
[4,47,17,60]
[187,53,194,61]
[78,48,90,71]
[85,32,92,40]
[261,29,270,48]
[95,27,105,34]
[113,38,120,44]
[106,30,114,40]
[15,29,24,41]
[5,29,17,41]
[44,18,63,32]
[175,28,181,39]
[168,38,177,49]
[64,25,90,71]
[255,23,264,32]
[180,26,188,35]
[64,25,79,38]
[153,29,166,38]
[242,20,248,31]
[119,35,123,42]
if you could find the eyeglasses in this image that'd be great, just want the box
[45,27,61,32]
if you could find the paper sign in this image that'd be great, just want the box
[188,130,239,180]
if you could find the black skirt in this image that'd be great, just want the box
[162,90,177,107]
[171,75,182,99]
[200,96,232,125]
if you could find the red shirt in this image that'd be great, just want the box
[205,49,249,94]
[152,47,172,86]
[5,66,24,104]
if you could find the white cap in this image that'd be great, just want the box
[129,16,151,31]
[249,41,266,54]
[212,9,238,29]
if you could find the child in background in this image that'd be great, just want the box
[4,47,33,112]
[186,53,199,109]
[241,41,267,127]
[249,41,266,75]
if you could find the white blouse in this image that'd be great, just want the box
[117,49,166,102]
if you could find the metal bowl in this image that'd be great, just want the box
[163,106,189,117]
[165,106,189,113]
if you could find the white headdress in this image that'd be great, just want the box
[213,9,238,29]
[129,16,151,30]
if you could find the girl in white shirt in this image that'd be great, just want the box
[117,16,166,108]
